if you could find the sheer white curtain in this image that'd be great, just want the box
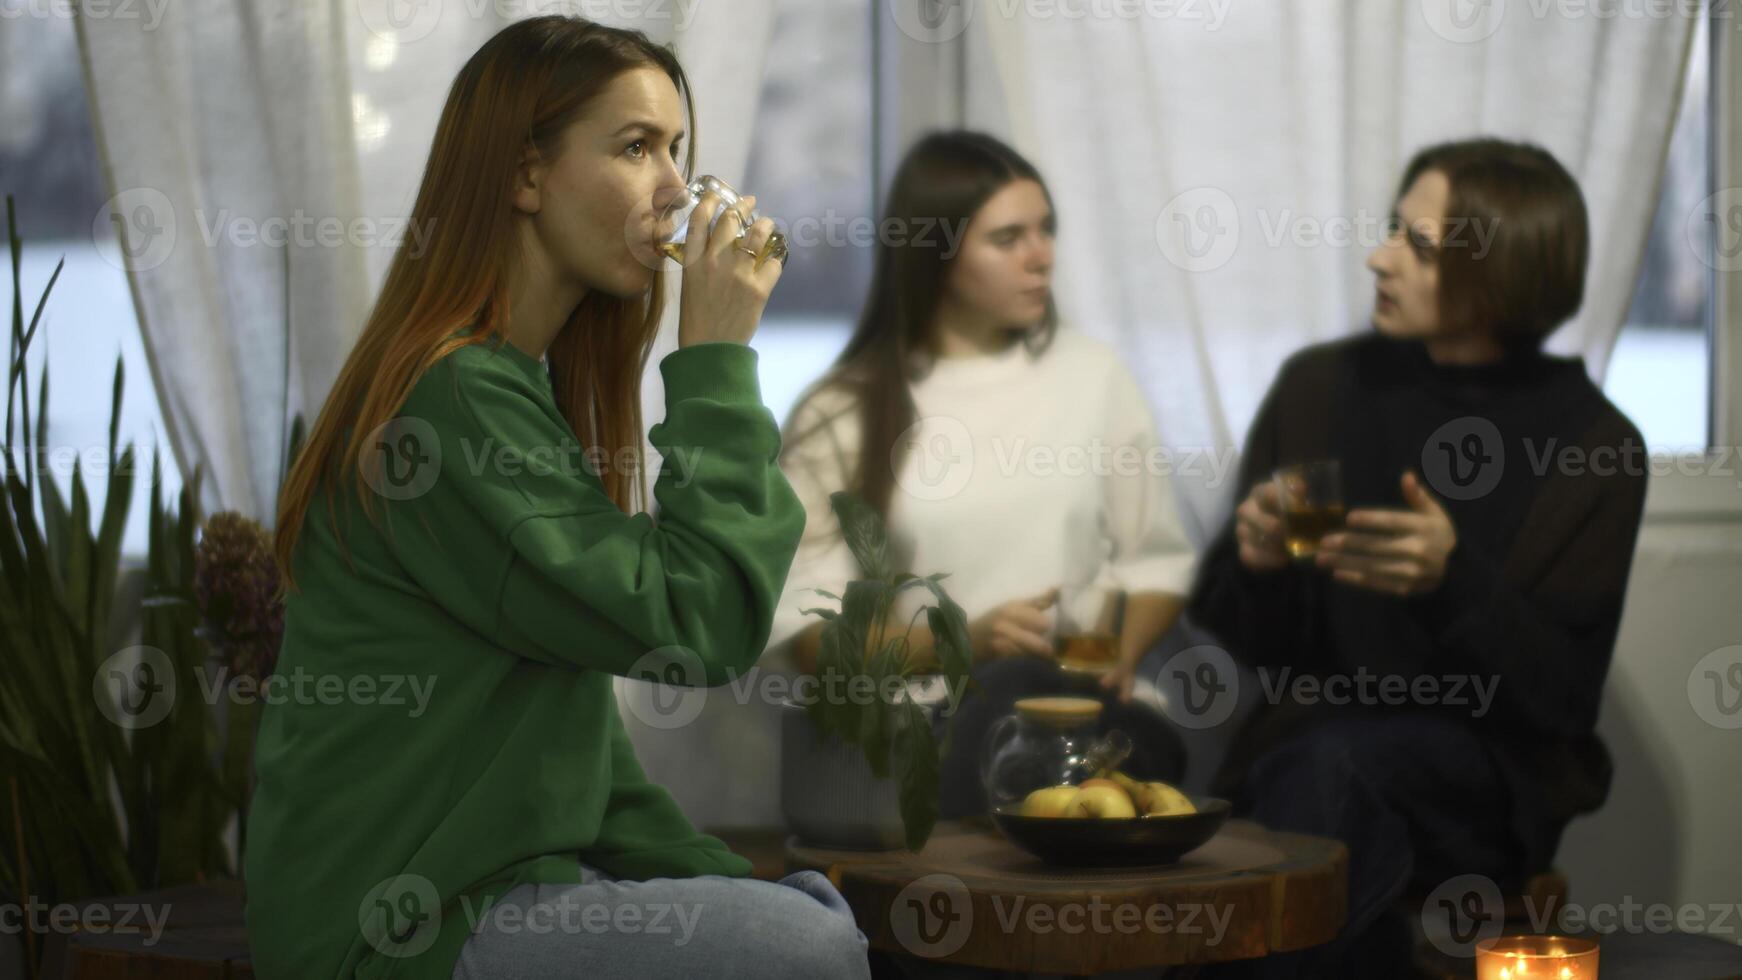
[972,0,1698,535]
[76,0,369,521]
[77,0,780,521]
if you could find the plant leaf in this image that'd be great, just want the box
[918,579,973,676]
[926,605,972,682]
[804,617,857,745]
[836,578,885,670]
[91,444,136,650]
[38,455,69,583]
[858,636,903,780]
[828,491,889,581]
[107,356,123,462]
[893,698,940,852]
[65,458,92,628]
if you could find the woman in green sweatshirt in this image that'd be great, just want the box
[243,17,869,980]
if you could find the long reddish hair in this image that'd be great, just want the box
[274,16,696,594]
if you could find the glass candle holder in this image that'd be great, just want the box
[1475,935,1599,980]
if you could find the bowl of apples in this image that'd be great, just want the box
[990,769,1230,867]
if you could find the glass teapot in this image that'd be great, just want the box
[980,696,1133,811]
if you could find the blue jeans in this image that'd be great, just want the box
[451,862,871,979]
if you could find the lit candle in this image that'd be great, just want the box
[1475,935,1599,980]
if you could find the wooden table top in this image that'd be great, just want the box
[780,818,1347,974]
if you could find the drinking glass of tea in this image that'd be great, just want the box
[656,174,788,268]
[1273,460,1345,560]
[1054,581,1126,675]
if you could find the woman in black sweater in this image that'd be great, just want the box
[1190,138,1648,978]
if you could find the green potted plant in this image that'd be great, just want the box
[0,194,235,978]
[779,491,973,852]
[0,195,299,978]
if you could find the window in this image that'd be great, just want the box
[1602,9,1713,451]
[8,2,1722,549]
[740,0,874,427]
[0,11,180,557]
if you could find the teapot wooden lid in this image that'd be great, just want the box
[1013,696,1103,726]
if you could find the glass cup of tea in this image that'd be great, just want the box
[1054,581,1125,675]
[1273,459,1345,560]
[656,174,787,267]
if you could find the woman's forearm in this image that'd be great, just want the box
[1119,592,1185,667]
[798,592,1181,675]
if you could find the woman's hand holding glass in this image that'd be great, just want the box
[674,188,785,349]
[1233,482,1292,572]
[968,587,1060,662]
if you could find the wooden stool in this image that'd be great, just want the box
[788,818,1348,974]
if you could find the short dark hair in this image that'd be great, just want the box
[1396,138,1589,350]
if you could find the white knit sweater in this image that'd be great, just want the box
[767,327,1198,668]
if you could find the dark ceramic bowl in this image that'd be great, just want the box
[989,797,1232,867]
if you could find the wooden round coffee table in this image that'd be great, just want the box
[784,817,1346,975]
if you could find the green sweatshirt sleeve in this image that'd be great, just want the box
[390,340,805,685]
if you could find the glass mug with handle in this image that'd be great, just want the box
[656,174,788,269]
[1054,580,1125,675]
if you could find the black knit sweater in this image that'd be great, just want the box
[1188,331,1648,873]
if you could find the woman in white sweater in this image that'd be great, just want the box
[764,131,1198,818]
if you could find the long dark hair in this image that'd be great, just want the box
[784,130,1059,525]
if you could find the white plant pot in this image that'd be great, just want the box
[779,697,937,850]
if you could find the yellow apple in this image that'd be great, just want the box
[1076,778,1134,809]
[1137,781,1196,817]
[1069,784,1138,819]
[1020,785,1081,818]
[1106,770,1147,800]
